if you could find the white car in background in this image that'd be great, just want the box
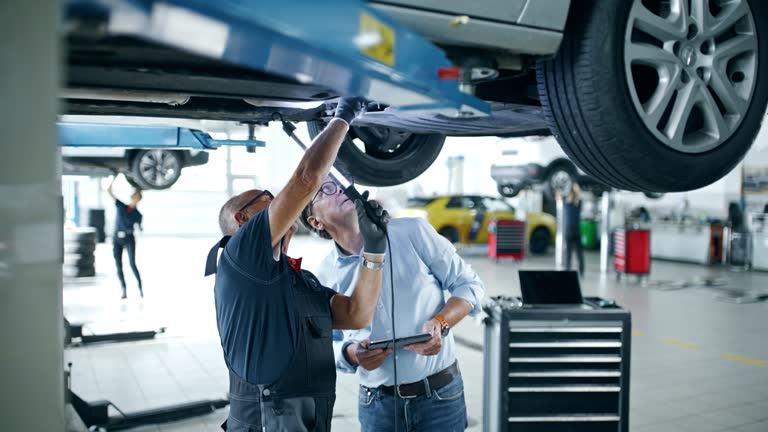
[491,136,606,198]
[62,146,209,190]
[492,136,666,199]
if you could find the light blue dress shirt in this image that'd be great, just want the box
[314,218,485,387]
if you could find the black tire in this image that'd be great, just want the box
[307,121,445,187]
[85,208,106,243]
[497,183,522,198]
[63,266,96,278]
[438,227,461,244]
[64,254,95,267]
[529,227,552,255]
[538,0,768,192]
[64,228,97,244]
[131,149,183,190]
[64,242,96,255]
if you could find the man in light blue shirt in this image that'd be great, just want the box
[301,181,484,432]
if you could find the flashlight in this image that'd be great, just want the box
[281,120,386,233]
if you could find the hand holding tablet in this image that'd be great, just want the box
[366,333,432,350]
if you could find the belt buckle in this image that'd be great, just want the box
[395,384,419,399]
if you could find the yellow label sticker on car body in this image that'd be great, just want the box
[359,13,395,66]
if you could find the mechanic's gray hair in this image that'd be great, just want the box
[299,203,333,240]
[218,194,244,236]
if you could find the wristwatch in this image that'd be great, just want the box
[433,314,450,337]
[362,258,385,270]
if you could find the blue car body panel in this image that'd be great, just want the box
[64,0,490,117]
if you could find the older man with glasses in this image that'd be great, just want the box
[301,180,485,432]
[205,97,389,432]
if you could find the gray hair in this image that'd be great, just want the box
[299,203,333,240]
[218,194,243,236]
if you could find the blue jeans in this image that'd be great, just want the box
[358,375,467,432]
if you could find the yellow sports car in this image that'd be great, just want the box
[395,195,556,254]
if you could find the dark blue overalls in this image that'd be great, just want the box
[206,236,336,431]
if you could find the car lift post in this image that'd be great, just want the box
[600,192,613,275]
[555,198,565,270]
[1,1,65,430]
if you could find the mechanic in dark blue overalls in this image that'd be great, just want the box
[108,176,143,299]
[205,98,389,431]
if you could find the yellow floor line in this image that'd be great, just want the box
[721,352,768,367]
[632,330,644,337]
[660,338,701,350]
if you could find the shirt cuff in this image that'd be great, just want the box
[329,117,350,128]
[339,340,359,373]
[450,288,482,316]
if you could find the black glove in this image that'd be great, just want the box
[335,97,367,125]
[355,191,388,255]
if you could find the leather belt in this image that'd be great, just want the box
[376,361,459,399]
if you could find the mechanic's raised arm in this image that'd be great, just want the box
[107,176,117,201]
[267,98,366,248]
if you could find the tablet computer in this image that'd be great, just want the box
[367,333,432,350]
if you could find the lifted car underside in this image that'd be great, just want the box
[65,36,549,136]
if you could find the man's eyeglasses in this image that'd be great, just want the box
[308,181,341,215]
[239,190,274,213]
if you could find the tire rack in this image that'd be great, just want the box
[483,297,631,432]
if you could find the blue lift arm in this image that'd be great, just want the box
[58,122,266,150]
[64,0,490,117]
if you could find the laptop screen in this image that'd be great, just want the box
[519,270,583,305]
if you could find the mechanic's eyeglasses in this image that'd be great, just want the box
[238,190,274,213]
[308,181,340,215]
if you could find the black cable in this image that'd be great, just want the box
[386,233,398,432]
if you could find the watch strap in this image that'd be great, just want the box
[362,258,385,270]
[433,314,450,336]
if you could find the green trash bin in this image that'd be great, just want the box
[580,220,599,250]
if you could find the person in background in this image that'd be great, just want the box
[559,182,585,275]
[107,175,144,299]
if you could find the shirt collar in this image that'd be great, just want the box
[332,242,360,262]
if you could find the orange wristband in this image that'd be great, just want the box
[433,314,450,336]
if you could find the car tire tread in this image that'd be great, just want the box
[538,0,768,192]
[307,121,445,187]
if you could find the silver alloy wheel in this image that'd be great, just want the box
[138,150,180,188]
[624,0,758,153]
[549,169,574,195]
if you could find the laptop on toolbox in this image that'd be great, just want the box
[518,270,590,308]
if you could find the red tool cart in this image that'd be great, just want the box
[614,228,650,278]
[488,219,526,262]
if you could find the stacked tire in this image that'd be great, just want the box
[63,228,97,278]
[86,208,106,243]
